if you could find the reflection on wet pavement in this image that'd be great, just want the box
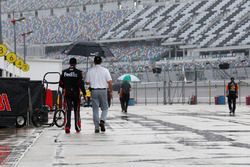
[120,115,129,121]
[2,105,250,166]
[0,127,43,166]
[0,145,10,165]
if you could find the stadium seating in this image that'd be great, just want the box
[100,0,250,48]
[2,0,250,48]
[3,0,249,48]
[2,9,132,44]
[1,0,250,81]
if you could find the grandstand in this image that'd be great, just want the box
[1,0,250,82]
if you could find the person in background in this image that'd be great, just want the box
[59,57,86,134]
[86,56,112,133]
[85,86,92,107]
[226,77,239,116]
[119,80,131,113]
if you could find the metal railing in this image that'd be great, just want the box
[112,79,250,105]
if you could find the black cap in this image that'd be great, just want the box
[69,57,77,65]
[94,56,102,64]
[231,77,234,80]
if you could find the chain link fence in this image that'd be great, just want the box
[112,80,250,105]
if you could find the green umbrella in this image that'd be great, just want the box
[123,75,131,81]
[118,74,140,82]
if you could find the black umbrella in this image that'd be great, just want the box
[63,41,114,70]
[112,82,121,91]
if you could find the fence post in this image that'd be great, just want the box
[144,83,147,105]
[168,81,171,104]
[194,66,197,104]
[163,66,167,105]
[182,81,185,104]
[209,80,211,105]
[135,82,137,103]
[163,81,167,105]
[239,79,241,105]
[156,81,158,105]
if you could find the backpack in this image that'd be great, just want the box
[228,82,237,95]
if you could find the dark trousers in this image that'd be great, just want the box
[119,97,123,111]
[87,97,91,106]
[65,92,81,131]
[107,90,111,107]
[120,93,130,112]
[227,95,236,113]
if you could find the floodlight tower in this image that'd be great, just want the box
[0,0,7,43]
[21,30,33,63]
[11,16,26,53]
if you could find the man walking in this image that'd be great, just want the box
[119,80,131,113]
[59,57,86,133]
[86,56,112,133]
[226,77,239,116]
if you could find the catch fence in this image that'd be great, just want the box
[112,80,250,105]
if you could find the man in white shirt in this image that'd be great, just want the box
[86,56,112,133]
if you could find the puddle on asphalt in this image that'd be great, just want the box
[121,115,129,121]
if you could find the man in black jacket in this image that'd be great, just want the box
[59,58,86,133]
[226,77,239,116]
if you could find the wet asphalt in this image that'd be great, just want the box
[1,104,250,167]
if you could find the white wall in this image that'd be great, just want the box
[121,0,134,9]
[86,4,100,12]
[1,57,62,89]
[103,2,118,11]
[54,8,67,16]
[21,58,62,90]
[0,57,4,73]
[0,57,19,77]
[37,9,51,18]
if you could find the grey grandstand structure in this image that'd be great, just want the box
[2,0,250,82]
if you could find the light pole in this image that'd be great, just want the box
[11,16,25,53]
[21,30,32,63]
[0,0,7,43]
[0,0,2,43]
[194,64,197,104]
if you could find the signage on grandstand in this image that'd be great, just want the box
[0,44,8,57]
[15,59,24,69]
[6,52,17,63]
[0,44,30,72]
[21,63,30,72]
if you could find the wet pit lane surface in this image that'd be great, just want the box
[2,104,250,166]
[0,127,43,166]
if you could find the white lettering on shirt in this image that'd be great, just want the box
[64,72,78,77]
